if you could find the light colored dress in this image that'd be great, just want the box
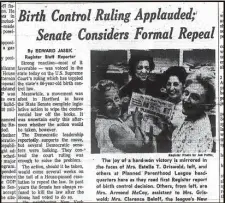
[95,115,135,153]
[172,113,213,153]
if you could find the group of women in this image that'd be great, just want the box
[92,52,215,153]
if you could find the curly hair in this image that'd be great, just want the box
[163,66,187,86]
[129,52,155,77]
[185,67,215,111]
[91,80,119,114]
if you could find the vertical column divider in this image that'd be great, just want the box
[15,2,18,203]
[217,3,220,203]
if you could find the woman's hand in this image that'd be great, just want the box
[121,96,130,110]
[132,107,142,128]
[154,116,170,130]
[121,96,130,104]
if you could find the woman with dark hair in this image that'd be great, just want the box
[163,66,187,102]
[163,66,188,128]
[119,51,161,132]
[156,66,188,152]
[119,51,161,99]
[172,67,215,153]
[92,80,155,153]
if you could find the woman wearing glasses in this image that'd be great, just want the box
[92,80,155,153]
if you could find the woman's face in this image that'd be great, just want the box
[103,88,121,119]
[166,76,183,102]
[182,83,207,117]
[135,60,150,82]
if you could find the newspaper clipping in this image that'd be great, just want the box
[1,2,224,203]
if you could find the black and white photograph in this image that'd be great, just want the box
[2,2,223,202]
[91,49,216,154]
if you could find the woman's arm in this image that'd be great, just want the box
[109,124,144,153]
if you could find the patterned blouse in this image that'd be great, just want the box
[170,101,186,129]
[172,113,213,153]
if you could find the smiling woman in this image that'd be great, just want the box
[119,51,161,114]
[172,67,215,153]
[162,66,187,102]
[156,66,187,153]
[163,66,187,127]
[92,80,152,153]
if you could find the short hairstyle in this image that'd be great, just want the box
[91,80,119,114]
[129,52,155,77]
[163,66,187,85]
[185,67,215,111]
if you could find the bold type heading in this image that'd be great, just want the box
[17,8,215,41]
